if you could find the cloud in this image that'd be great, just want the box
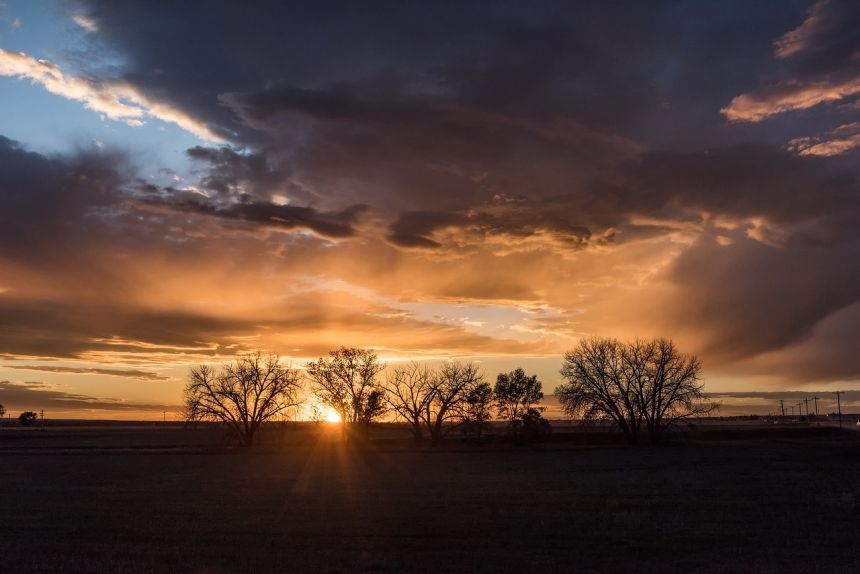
[71,13,99,33]
[136,192,367,240]
[722,77,860,123]
[386,200,597,254]
[774,0,833,59]
[661,232,860,362]
[0,49,222,141]
[788,122,860,156]
[0,380,170,412]
[2,365,168,381]
[723,0,860,153]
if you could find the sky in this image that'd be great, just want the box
[1,0,859,419]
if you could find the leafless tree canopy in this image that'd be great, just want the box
[557,337,642,443]
[557,337,716,444]
[384,361,484,446]
[383,362,435,441]
[183,353,304,447]
[426,362,483,446]
[306,347,386,427]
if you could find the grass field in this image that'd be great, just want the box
[0,424,858,573]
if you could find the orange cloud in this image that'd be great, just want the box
[721,76,860,123]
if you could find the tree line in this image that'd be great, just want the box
[182,337,714,447]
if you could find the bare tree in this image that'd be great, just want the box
[424,362,483,446]
[383,361,483,446]
[183,353,304,447]
[557,337,643,444]
[493,368,544,441]
[383,362,435,442]
[0,403,5,420]
[557,337,715,445]
[634,338,715,443]
[306,347,386,431]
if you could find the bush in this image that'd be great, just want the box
[18,411,38,426]
[521,408,552,440]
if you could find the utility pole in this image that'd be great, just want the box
[790,405,794,417]
[797,402,804,419]
[163,411,166,424]
[835,391,843,429]
[780,399,785,419]
[813,396,819,416]
[804,398,810,417]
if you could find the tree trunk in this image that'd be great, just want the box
[412,421,423,444]
[430,421,441,447]
[242,427,256,447]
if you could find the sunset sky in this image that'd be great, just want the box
[1,0,859,418]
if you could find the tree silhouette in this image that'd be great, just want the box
[384,362,435,442]
[557,337,642,444]
[0,403,5,420]
[18,411,38,426]
[521,408,552,439]
[384,361,484,446]
[425,362,483,446]
[307,347,386,431]
[183,352,303,447]
[358,389,387,432]
[494,368,544,441]
[461,381,493,440]
[633,338,716,443]
[557,337,716,444]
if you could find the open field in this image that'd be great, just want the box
[1,425,858,573]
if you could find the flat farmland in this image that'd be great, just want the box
[0,425,858,573]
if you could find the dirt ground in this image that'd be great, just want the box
[0,424,858,573]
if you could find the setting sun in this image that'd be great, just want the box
[325,410,342,424]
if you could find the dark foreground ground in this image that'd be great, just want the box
[0,425,858,573]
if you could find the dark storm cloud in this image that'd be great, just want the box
[70,0,837,240]
[139,191,366,239]
[0,135,123,257]
[612,143,860,362]
[77,0,805,147]
[724,0,860,153]
[387,203,594,251]
[666,233,860,360]
[774,0,860,75]
[185,146,285,199]
[629,144,860,229]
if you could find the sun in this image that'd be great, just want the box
[325,410,342,424]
